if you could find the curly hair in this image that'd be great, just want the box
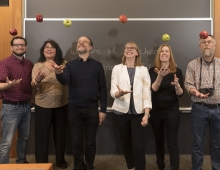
[38,39,64,65]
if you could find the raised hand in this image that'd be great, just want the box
[50,60,66,74]
[35,70,47,82]
[171,74,180,87]
[191,89,209,99]
[6,77,22,87]
[154,67,170,78]
[116,84,132,97]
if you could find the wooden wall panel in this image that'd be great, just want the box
[0,0,22,61]
[214,0,220,57]
[0,0,22,158]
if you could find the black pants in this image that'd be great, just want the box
[150,103,180,170]
[68,104,99,170]
[113,113,148,170]
[35,104,68,165]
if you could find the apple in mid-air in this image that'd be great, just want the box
[162,34,170,42]
[36,14,43,22]
[199,30,208,39]
[119,14,127,23]
[63,19,72,27]
[9,28,17,36]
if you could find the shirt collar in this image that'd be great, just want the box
[11,54,25,64]
[77,56,91,61]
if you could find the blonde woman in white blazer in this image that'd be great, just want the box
[110,41,152,170]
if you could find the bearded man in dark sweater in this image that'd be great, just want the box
[51,36,107,170]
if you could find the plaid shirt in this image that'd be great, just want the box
[185,57,220,104]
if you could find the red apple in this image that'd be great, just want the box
[36,14,43,22]
[119,14,127,23]
[9,28,17,36]
[199,30,209,39]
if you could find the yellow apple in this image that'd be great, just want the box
[63,19,72,27]
[162,34,170,42]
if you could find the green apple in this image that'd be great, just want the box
[162,34,170,42]
[63,19,72,27]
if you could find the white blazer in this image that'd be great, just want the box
[110,64,152,114]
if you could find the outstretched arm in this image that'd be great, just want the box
[0,77,22,91]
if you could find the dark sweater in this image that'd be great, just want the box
[56,57,107,113]
[149,67,184,109]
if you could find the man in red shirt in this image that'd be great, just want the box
[0,36,33,164]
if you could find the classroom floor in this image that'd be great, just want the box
[9,154,212,170]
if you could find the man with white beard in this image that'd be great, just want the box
[185,35,220,170]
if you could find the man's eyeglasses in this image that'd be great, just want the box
[125,46,136,50]
[13,44,26,47]
[200,40,214,45]
[77,40,89,44]
[44,46,55,50]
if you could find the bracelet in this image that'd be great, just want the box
[34,79,41,85]
[145,112,150,118]
[35,78,41,83]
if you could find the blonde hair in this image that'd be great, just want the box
[154,44,177,73]
[121,41,143,66]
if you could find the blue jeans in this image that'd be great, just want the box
[191,103,220,170]
[0,103,31,163]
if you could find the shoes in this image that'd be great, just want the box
[16,160,29,164]
[57,161,68,169]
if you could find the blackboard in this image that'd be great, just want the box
[25,0,210,18]
[0,0,9,6]
[24,20,212,109]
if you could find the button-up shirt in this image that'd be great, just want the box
[185,57,220,104]
[0,54,33,102]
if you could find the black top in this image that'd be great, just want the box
[127,67,137,114]
[56,57,107,113]
[149,67,184,109]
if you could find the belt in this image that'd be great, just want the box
[2,100,29,105]
[195,102,220,109]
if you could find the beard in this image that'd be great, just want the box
[202,49,214,57]
[13,51,26,57]
[77,49,87,54]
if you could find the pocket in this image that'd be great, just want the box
[192,103,202,111]
[2,104,17,120]
[2,104,16,111]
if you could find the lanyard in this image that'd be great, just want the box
[199,57,215,90]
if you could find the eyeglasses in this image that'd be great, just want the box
[44,46,55,50]
[13,44,26,47]
[200,40,214,45]
[77,40,89,44]
[125,46,136,50]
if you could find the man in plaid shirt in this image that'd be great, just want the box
[185,35,220,170]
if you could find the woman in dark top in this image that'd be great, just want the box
[149,44,184,170]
